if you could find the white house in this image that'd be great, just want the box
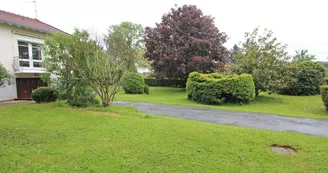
[0,10,66,101]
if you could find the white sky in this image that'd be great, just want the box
[0,0,327,60]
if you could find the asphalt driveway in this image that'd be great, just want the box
[114,101,328,136]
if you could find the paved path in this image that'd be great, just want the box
[0,100,33,107]
[113,101,328,137]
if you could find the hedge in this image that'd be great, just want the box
[144,78,186,87]
[32,87,58,103]
[278,61,325,96]
[186,72,255,105]
[320,85,328,111]
[122,72,145,94]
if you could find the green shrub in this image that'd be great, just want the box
[144,84,149,94]
[68,87,99,108]
[320,85,328,111]
[54,100,70,108]
[278,61,325,96]
[186,72,255,105]
[207,73,225,79]
[144,78,186,87]
[122,72,145,94]
[32,87,58,103]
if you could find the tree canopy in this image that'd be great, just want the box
[292,49,316,62]
[144,5,229,80]
[105,22,146,71]
[43,29,127,107]
[229,27,290,95]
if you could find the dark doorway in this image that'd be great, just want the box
[16,78,47,99]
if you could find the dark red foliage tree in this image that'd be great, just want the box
[144,5,229,80]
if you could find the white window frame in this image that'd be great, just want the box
[17,39,43,68]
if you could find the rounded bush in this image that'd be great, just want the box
[186,72,255,105]
[32,87,58,103]
[68,87,99,108]
[278,61,325,96]
[320,85,328,111]
[144,84,149,94]
[122,72,145,94]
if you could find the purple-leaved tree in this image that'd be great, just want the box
[144,5,229,80]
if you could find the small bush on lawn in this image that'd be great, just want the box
[320,85,328,111]
[32,87,58,103]
[278,61,325,96]
[122,72,145,94]
[186,72,255,105]
[68,87,99,108]
[144,84,149,94]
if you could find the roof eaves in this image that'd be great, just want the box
[35,19,68,35]
[0,19,51,33]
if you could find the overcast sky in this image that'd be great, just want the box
[0,0,327,60]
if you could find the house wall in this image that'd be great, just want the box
[0,23,46,101]
[0,24,17,101]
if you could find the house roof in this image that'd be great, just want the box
[0,10,67,34]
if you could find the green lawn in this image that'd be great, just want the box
[115,87,328,119]
[0,103,327,172]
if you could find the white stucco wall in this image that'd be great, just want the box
[0,24,17,101]
[0,23,46,101]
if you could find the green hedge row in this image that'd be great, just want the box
[186,72,255,105]
[144,78,186,87]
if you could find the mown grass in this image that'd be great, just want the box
[0,103,327,172]
[115,87,328,119]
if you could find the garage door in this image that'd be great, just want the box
[16,78,47,99]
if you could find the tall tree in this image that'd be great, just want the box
[43,29,127,107]
[135,49,151,70]
[229,27,290,95]
[43,33,77,101]
[292,49,315,62]
[144,5,229,80]
[228,44,240,64]
[105,22,145,71]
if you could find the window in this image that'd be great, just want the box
[18,41,29,59]
[17,41,43,68]
[33,62,42,67]
[32,43,42,60]
[19,61,30,67]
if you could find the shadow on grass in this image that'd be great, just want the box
[254,94,284,104]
